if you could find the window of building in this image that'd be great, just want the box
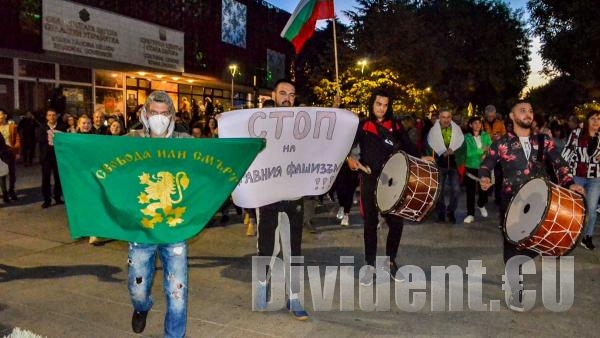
[60,65,92,83]
[18,59,55,79]
[0,57,13,75]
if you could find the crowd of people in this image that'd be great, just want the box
[0,84,598,335]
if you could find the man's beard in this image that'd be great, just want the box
[280,101,291,107]
[515,120,532,128]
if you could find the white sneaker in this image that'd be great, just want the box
[336,207,344,220]
[341,214,349,226]
[479,207,488,218]
[377,215,386,229]
[463,215,475,223]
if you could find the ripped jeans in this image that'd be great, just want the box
[128,241,188,338]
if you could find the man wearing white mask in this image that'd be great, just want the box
[128,91,190,337]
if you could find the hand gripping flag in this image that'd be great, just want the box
[281,0,335,54]
[54,133,264,244]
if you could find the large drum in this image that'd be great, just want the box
[376,151,440,222]
[505,178,585,256]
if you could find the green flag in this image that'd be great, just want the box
[54,133,264,244]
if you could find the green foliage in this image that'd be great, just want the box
[300,0,530,114]
[527,0,600,97]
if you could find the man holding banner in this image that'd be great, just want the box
[53,91,265,337]
[254,79,308,319]
[218,79,359,321]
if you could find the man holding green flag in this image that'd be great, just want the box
[53,91,264,338]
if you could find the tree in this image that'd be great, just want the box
[524,75,589,117]
[346,0,530,109]
[528,0,600,98]
[313,68,435,117]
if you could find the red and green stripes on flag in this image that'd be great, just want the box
[280,0,335,54]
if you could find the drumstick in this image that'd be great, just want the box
[465,172,480,182]
[356,162,372,174]
[347,156,372,174]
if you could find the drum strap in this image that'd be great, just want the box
[374,121,400,152]
[537,134,558,183]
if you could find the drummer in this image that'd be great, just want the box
[479,100,584,312]
[347,88,425,286]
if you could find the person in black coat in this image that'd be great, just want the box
[348,89,421,287]
[37,108,67,208]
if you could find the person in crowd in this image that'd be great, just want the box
[38,108,67,208]
[479,100,584,312]
[174,112,189,133]
[0,133,12,203]
[550,120,566,153]
[190,123,203,138]
[347,88,420,286]
[483,104,507,206]
[561,109,600,250]
[66,114,77,133]
[254,79,309,320]
[77,115,93,134]
[463,115,491,223]
[566,114,581,134]
[91,111,108,134]
[127,91,191,337]
[0,109,20,201]
[203,117,218,138]
[17,110,40,166]
[426,108,465,223]
[108,120,124,136]
[334,146,359,227]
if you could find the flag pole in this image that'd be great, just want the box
[332,15,340,96]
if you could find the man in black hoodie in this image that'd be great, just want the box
[350,89,419,287]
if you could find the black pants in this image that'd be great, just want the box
[499,192,537,264]
[361,174,404,265]
[257,199,304,293]
[21,140,36,165]
[494,164,503,203]
[335,163,359,212]
[41,156,62,203]
[465,167,488,216]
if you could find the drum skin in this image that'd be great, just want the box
[504,178,585,256]
[376,151,440,222]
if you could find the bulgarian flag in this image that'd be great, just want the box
[281,0,335,54]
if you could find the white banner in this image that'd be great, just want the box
[218,107,359,208]
[42,0,185,72]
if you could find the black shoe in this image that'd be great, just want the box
[220,214,229,224]
[436,214,445,223]
[581,236,595,250]
[41,201,51,209]
[131,310,148,333]
[447,213,456,224]
[8,191,17,201]
[2,195,10,204]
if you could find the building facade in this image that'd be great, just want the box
[0,0,293,121]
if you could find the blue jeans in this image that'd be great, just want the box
[436,167,460,216]
[128,241,188,338]
[574,177,600,237]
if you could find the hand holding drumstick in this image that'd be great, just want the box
[346,156,371,174]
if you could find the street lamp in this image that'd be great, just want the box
[357,59,368,75]
[229,64,238,108]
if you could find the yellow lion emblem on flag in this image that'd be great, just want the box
[137,171,189,228]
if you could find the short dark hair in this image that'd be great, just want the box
[273,78,295,90]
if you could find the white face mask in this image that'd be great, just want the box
[147,115,171,135]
